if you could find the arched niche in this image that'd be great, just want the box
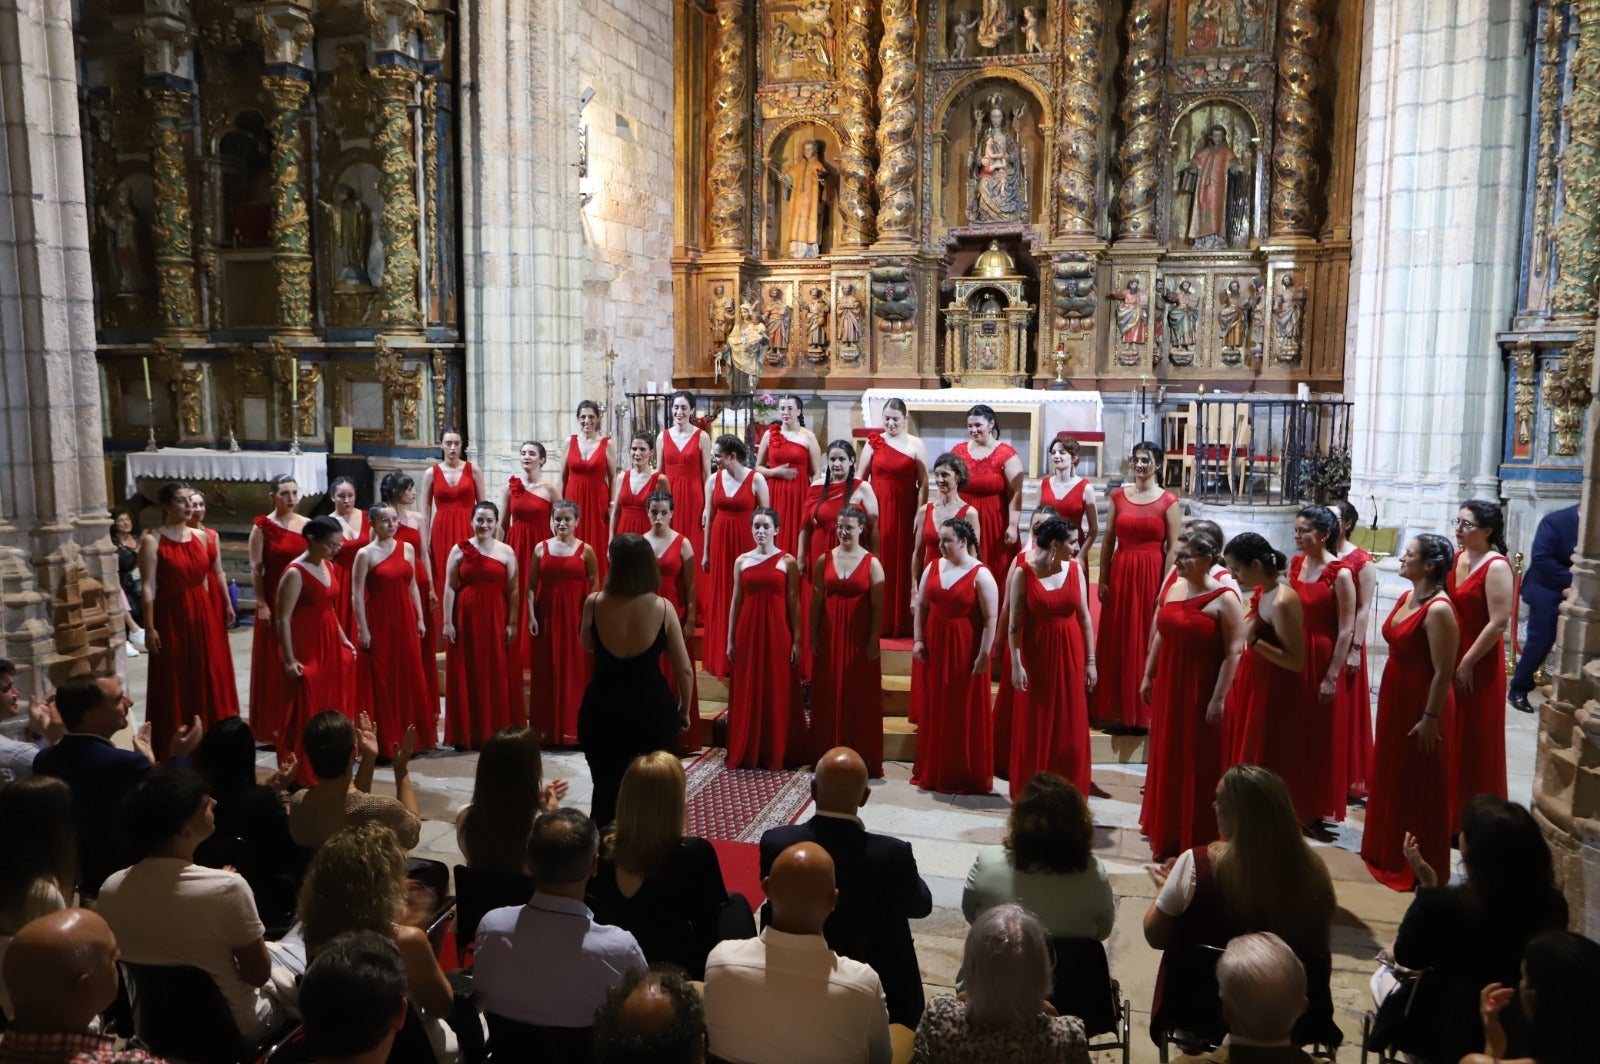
[215,111,273,248]
[934,73,1050,231]
[762,119,841,259]
[1169,98,1260,250]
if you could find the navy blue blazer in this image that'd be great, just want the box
[1522,505,1579,605]
[32,733,153,895]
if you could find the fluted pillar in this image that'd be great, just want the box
[1268,0,1325,238]
[836,0,878,249]
[371,64,421,326]
[146,87,201,331]
[706,0,750,252]
[873,0,918,245]
[1114,0,1164,241]
[1053,0,1103,236]
[1553,0,1600,317]
[263,74,313,331]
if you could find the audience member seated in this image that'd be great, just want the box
[704,841,891,1064]
[913,904,1089,1064]
[289,712,420,851]
[0,659,64,783]
[962,773,1113,942]
[1172,933,1313,1064]
[194,717,300,928]
[588,752,733,979]
[593,965,708,1064]
[1462,930,1600,1064]
[32,672,202,896]
[757,747,932,1028]
[96,766,289,1043]
[0,909,164,1064]
[474,808,646,1029]
[299,931,410,1064]
[299,823,458,1062]
[1144,765,1336,1048]
[0,777,76,1019]
[455,726,567,876]
[1376,796,1568,1063]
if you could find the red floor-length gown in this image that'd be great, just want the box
[354,544,432,752]
[1343,546,1376,801]
[990,552,1027,777]
[1097,490,1176,728]
[1446,552,1510,831]
[614,472,656,537]
[798,478,853,678]
[1140,588,1230,859]
[505,477,552,714]
[395,524,439,749]
[147,533,240,756]
[564,438,613,582]
[1226,587,1313,808]
[1041,477,1090,535]
[661,431,707,559]
[249,517,304,746]
[866,433,919,638]
[812,551,884,777]
[329,511,370,642]
[280,562,356,785]
[953,442,1019,580]
[911,502,976,727]
[530,544,593,747]
[444,543,518,750]
[763,426,812,558]
[702,471,756,680]
[910,564,993,795]
[726,553,802,770]
[1290,555,1347,822]
[655,533,701,755]
[1005,562,1090,799]
[429,462,477,640]
[1362,593,1458,891]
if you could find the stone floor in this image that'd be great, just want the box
[119,629,1541,1063]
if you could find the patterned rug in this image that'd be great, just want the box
[685,748,814,843]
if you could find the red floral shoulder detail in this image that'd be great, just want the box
[866,429,886,451]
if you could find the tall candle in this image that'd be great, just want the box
[290,357,298,405]
[141,356,152,402]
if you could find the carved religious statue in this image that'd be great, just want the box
[1110,277,1148,364]
[1180,125,1247,250]
[1020,6,1042,53]
[1162,280,1201,354]
[835,283,864,358]
[804,287,830,365]
[323,184,375,285]
[966,95,1029,224]
[951,10,975,58]
[1218,279,1250,351]
[764,287,793,364]
[775,140,831,258]
[708,283,736,346]
[977,0,1015,50]
[719,300,769,393]
[99,187,151,295]
[1273,272,1306,357]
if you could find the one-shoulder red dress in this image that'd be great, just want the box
[329,511,370,641]
[702,469,756,680]
[280,561,355,785]
[354,543,432,752]
[1225,586,1311,810]
[444,542,519,750]
[395,523,439,748]
[1097,489,1176,728]
[910,563,993,795]
[1291,554,1348,822]
[505,476,552,709]
[762,426,812,558]
[865,433,919,638]
[1005,561,1090,799]
[249,516,304,746]
[661,429,707,559]
[726,552,802,770]
[429,462,477,612]
[530,543,593,747]
[952,441,1018,579]
[148,531,240,756]
[564,437,612,581]
[655,533,700,755]
[811,551,883,776]
[1446,552,1510,831]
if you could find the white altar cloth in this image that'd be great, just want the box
[125,448,329,498]
[861,387,1103,477]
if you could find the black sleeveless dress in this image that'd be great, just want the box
[578,600,683,829]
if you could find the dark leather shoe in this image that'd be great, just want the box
[1509,689,1533,714]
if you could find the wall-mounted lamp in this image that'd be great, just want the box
[578,191,593,208]
[576,123,589,180]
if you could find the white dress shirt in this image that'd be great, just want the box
[473,893,646,1028]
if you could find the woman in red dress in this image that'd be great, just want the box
[754,394,822,558]
[1156,520,1239,602]
[858,398,928,638]
[700,435,770,680]
[562,400,617,582]
[276,516,357,783]
[1335,500,1376,802]
[809,505,885,776]
[421,429,484,637]
[249,475,308,745]
[1038,436,1099,556]
[499,441,555,716]
[1447,499,1513,830]
[382,472,439,748]
[726,508,803,769]
[528,499,598,747]
[351,503,430,753]
[1289,506,1357,825]
[952,404,1024,580]
[326,477,370,640]
[443,501,521,751]
[646,489,700,754]
[611,434,669,539]
[183,488,234,623]
[910,517,999,795]
[916,454,980,597]
[1004,515,1096,799]
[1138,530,1245,860]
[1362,534,1460,891]
[1221,534,1309,804]
[1096,442,1181,730]
[797,440,879,675]
[141,482,240,756]
[658,390,713,559]
[992,505,1055,775]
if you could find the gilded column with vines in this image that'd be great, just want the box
[1268,0,1325,238]
[1054,0,1104,235]
[1554,0,1600,315]
[1115,0,1164,240]
[146,86,200,330]
[837,0,879,249]
[263,75,313,331]
[707,0,750,251]
[371,64,421,326]
[874,0,918,242]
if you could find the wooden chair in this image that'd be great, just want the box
[1162,404,1195,492]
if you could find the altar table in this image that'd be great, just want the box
[125,448,329,498]
[860,387,1103,477]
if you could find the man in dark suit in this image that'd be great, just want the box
[32,671,202,896]
[1509,504,1579,712]
[757,747,933,1028]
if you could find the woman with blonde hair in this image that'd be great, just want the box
[586,751,734,978]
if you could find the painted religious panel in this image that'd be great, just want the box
[1179,0,1267,55]
[763,0,838,83]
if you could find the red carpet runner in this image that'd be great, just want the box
[685,748,814,908]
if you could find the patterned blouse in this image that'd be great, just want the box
[912,993,1090,1064]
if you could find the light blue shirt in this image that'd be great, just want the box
[473,893,646,1028]
[0,733,44,783]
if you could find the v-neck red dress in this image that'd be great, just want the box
[564,436,613,581]
[702,469,757,680]
[1291,554,1349,822]
[762,426,812,558]
[249,516,304,746]
[444,541,519,750]
[395,523,439,747]
[1040,476,1090,534]
[530,542,593,747]
[952,441,1018,579]
[726,552,802,770]
[280,561,356,785]
[655,533,700,755]
[910,563,993,795]
[1446,552,1510,831]
[1341,546,1376,801]
[329,511,370,641]
[506,476,553,700]
[661,429,707,559]
[810,550,883,776]
[354,542,432,752]
[1004,561,1090,798]
[865,433,919,638]
[429,462,477,607]
[148,531,240,756]
[1097,489,1176,728]
[614,471,658,538]
[1225,585,1313,818]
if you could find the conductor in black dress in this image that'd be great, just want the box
[758,746,934,1027]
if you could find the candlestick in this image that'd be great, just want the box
[290,357,299,405]
[141,356,153,402]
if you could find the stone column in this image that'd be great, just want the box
[1268,0,1325,238]
[1553,0,1600,318]
[262,74,313,331]
[372,65,422,328]
[873,0,918,246]
[145,86,201,331]
[1114,0,1165,241]
[1053,0,1104,236]
[706,0,750,252]
[836,0,878,250]
[1345,0,1529,537]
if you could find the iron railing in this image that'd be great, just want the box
[622,391,824,453]
[1182,397,1353,506]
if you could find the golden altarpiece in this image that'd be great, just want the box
[673,0,1361,392]
[80,0,462,510]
